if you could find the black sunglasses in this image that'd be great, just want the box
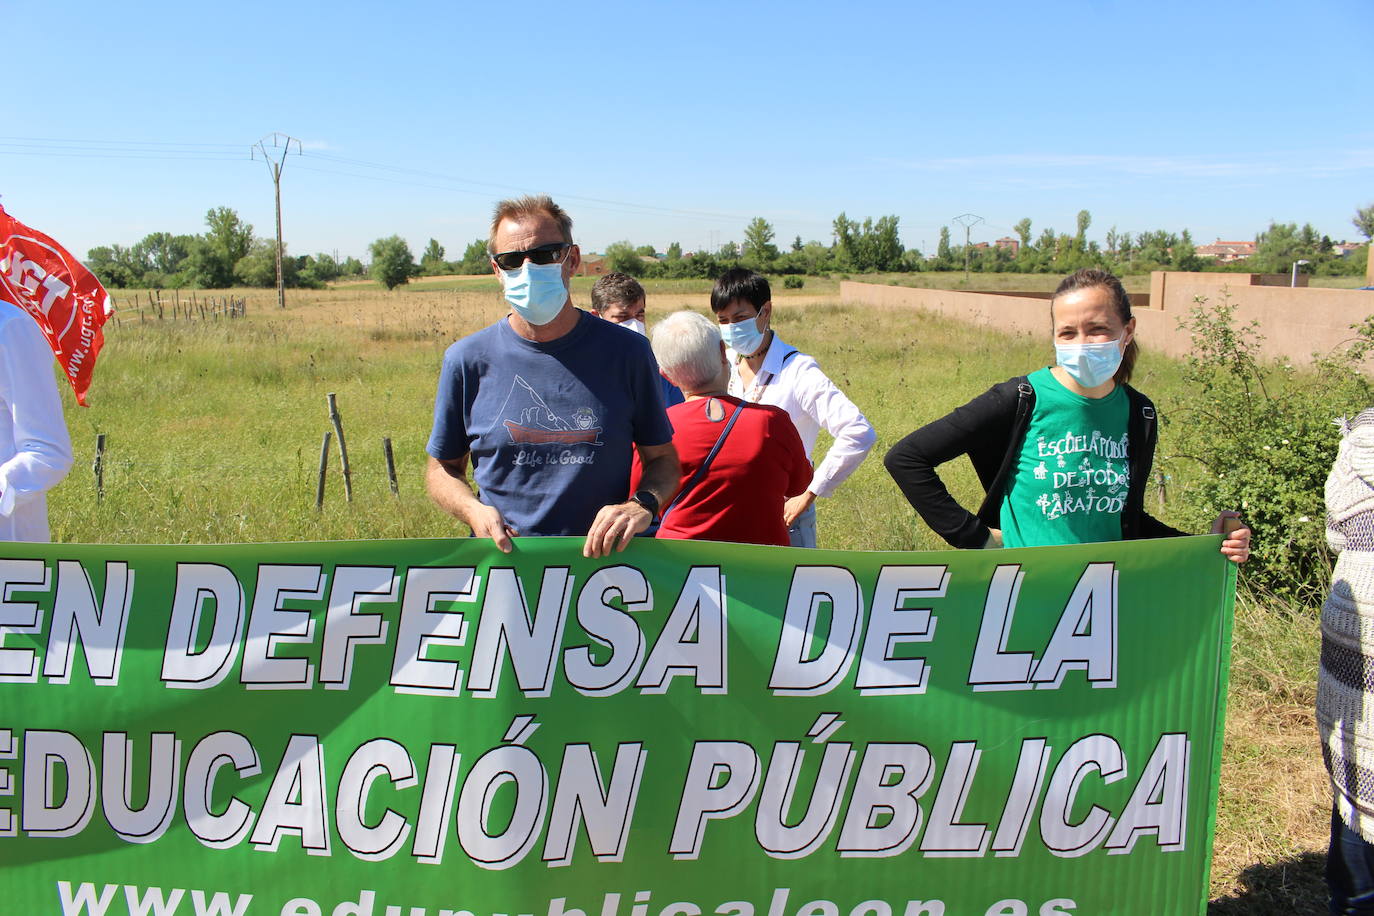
[490,242,571,271]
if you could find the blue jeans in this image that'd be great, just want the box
[788,503,817,548]
[1330,806,1374,914]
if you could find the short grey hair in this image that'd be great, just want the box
[651,311,724,392]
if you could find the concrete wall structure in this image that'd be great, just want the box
[841,272,1374,367]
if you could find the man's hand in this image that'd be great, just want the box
[984,528,1004,549]
[583,501,653,558]
[426,455,517,553]
[469,503,518,554]
[783,491,816,527]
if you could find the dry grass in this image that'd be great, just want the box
[85,280,1334,910]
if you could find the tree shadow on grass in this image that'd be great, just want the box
[1210,851,1327,915]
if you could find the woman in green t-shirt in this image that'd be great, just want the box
[885,268,1251,562]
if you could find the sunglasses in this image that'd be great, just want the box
[490,242,572,272]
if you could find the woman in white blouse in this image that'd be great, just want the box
[0,300,73,541]
[711,269,876,547]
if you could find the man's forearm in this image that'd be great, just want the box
[425,456,486,525]
[637,452,680,510]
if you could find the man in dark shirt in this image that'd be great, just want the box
[425,195,679,558]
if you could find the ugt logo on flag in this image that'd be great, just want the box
[0,205,111,406]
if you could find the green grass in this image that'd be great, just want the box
[51,286,1329,907]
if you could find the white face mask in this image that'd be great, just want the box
[501,260,568,326]
[616,318,646,336]
[1055,338,1124,388]
[720,314,766,357]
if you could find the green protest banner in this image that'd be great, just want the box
[0,535,1234,916]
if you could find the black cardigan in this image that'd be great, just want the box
[883,375,1184,549]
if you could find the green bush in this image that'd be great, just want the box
[1160,292,1374,605]
[783,276,805,289]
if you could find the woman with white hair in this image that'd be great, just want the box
[630,310,810,546]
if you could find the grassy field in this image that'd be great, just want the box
[73,275,1331,910]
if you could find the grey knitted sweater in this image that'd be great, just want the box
[1319,409,1374,841]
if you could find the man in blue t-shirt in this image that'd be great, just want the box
[425,195,679,558]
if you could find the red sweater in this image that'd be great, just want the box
[632,395,811,546]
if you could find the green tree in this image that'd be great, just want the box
[1173,229,1201,271]
[84,246,138,288]
[456,238,490,274]
[1352,204,1374,241]
[936,226,952,267]
[234,240,296,287]
[369,235,417,290]
[1013,218,1032,249]
[420,238,446,275]
[300,253,342,285]
[791,235,803,253]
[186,207,255,287]
[341,256,365,277]
[1075,209,1092,250]
[1249,222,1310,274]
[742,217,779,270]
[604,240,645,276]
[665,241,682,261]
[870,215,904,271]
[132,232,194,276]
[832,213,859,269]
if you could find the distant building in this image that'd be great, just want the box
[1335,242,1363,258]
[575,255,608,276]
[994,237,1020,256]
[1195,239,1257,263]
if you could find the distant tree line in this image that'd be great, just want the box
[596,209,1369,280]
[87,203,1373,291]
[85,207,366,290]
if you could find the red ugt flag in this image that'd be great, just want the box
[0,204,111,406]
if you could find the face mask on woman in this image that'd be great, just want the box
[500,260,567,326]
[1055,338,1123,389]
[720,315,766,357]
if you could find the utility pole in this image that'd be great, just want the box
[252,133,302,309]
[953,214,984,282]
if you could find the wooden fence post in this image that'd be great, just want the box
[93,434,106,502]
[327,393,353,502]
[383,437,399,496]
[316,431,332,510]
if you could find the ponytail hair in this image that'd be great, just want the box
[1051,268,1137,385]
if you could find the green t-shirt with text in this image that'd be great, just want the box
[999,367,1130,548]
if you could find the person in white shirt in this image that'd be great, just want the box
[0,300,73,541]
[711,268,876,547]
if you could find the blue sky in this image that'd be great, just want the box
[3,0,1370,261]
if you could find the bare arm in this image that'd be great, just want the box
[425,455,516,553]
[583,441,680,559]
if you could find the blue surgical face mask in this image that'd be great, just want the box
[501,260,567,326]
[720,314,766,357]
[1055,338,1124,388]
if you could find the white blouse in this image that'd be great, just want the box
[728,332,876,499]
[0,300,73,541]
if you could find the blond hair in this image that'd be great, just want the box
[488,195,573,252]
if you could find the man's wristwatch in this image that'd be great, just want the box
[629,489,660,519]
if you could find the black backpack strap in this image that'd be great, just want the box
[660,400,746,525]
[976,378,1036,520]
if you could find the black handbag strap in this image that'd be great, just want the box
[660,399,745,524]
